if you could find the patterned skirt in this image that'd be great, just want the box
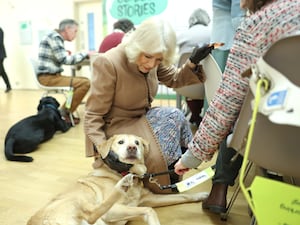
[146,106,192,166]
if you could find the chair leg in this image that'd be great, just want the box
[290,176,296,185]
[220,161,253,221]
[69,113,75,127]
[69,109,80,127]
[176,93,182,110]
[250,215,257,225]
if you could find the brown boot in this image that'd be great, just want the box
[202,183,228,214]
[186,99,204,126]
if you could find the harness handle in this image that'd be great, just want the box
[142,169,174,178]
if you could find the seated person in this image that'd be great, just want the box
[37,19,91,125]
[174,0,300,214]
[98,18,134,53]
[84,16,213,194]
[177,8,211,126]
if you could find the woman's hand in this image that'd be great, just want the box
[174,158,190,175]
[189,44,214,65]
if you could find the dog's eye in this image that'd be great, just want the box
[135,140,140,145]
[118,140,124,144]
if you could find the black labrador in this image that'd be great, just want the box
[4,96,71,162]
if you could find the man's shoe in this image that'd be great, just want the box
[71,114,80,125]
[60,110,80,125]
[65,114,80,125]
[202,183,228,214]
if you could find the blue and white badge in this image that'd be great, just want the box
[266,89,287,109]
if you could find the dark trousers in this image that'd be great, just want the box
[0,59,11,88]
[212,136,243,186]
[211,49,242,186]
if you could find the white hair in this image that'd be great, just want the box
[122,17,177,66]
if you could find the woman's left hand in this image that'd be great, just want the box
[189,44,214,65]
[174,158,190,175]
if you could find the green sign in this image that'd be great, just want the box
[109,0,168,24]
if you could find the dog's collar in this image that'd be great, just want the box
[43,104,57,111]
[102,150,133,176]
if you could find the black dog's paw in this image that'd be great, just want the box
[65,123,72,131]
[57,116,72,132]
[62,121,72,132]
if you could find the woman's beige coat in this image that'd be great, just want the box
[84,45,204,193]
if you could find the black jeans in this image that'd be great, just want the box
[0,59,11,89]
[212,136,243,186]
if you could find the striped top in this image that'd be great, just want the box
[188,0,300,163]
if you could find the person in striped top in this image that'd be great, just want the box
[175,0,300,213]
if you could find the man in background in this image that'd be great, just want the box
[37,19,90,125]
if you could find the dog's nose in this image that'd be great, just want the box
[127,145,137,154]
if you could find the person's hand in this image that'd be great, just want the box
[174,158,190,175]
[189,44,214,65]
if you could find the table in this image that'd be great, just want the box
[71,58,91,77]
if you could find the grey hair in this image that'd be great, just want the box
[188,8,211,28]
[58,19,78,31]
[122,17,177,66]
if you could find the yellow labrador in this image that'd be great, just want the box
[27,134,208,225]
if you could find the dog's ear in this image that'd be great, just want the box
[37,98,44,111]
[51,97,60,108]
[140,137,150,157]
[97,135,116,158]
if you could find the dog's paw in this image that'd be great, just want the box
[115,173,136,193]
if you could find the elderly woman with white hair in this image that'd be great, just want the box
[84,17,213,194]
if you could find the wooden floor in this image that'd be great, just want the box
[0,89,251,225]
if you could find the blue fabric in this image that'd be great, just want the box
[213,0,245,17]
[146,107,192,166]
[211,0,246,50]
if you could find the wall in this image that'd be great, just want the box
[104,0,212,34]
[0,0,212,90]
[0,0,78,89]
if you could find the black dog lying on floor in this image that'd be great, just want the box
[4,96,71,162]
